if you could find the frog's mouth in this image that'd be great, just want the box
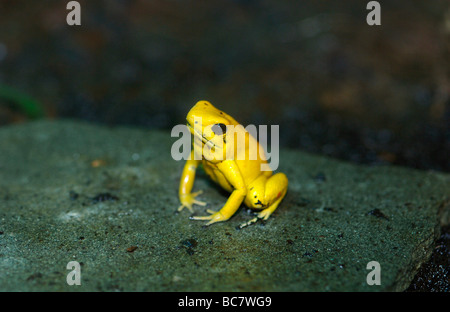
[186,122,222,150]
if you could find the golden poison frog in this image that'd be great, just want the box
[177,101,288,228]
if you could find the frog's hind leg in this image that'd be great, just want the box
[239,172,288,229]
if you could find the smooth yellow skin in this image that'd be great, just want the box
[178,100,288,227]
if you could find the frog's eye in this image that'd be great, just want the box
[211,123,227,135]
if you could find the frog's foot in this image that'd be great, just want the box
[238,195,284,229]
[237,209,273,229]
[178,190,207,213]
[257,208,273,220]
[190,209,229,226]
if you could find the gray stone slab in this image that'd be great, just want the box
[0,120,448,291]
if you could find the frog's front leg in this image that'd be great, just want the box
[178,150,207,212]
[190,160,246,226]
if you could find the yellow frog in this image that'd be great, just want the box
[177,100,288,228]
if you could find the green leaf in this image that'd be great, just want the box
[0,85,44,119]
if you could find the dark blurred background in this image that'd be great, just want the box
[0,0,448,172]
[0,0,449,291]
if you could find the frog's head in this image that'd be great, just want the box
[186,101,239,149]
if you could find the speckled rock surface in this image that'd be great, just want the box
[0,120,448,291]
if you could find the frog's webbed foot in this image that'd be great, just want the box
[189,209,229,226]
[178,190,207,213]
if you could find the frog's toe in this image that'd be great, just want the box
[257,209,272,220]
[191,190,202,196]
[238,217,259,229]
[189,209,216,220]
[177,203,193,213]
[191,190,207,206]
[204,212,228,226]
[193,199,207,206]
[238,210,273,229]
[190,211,227,226]
[178,190,207,212]
[190,215,209,220]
